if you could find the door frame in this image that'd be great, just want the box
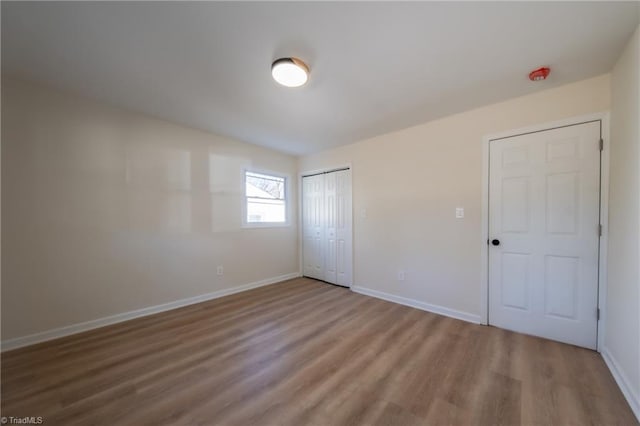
[298,163,354,287]
[480,112,610,351]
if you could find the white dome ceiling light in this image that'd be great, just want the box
[271,57,309,88]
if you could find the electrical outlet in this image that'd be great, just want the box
[217,266,224,276]
[397,270,405,281]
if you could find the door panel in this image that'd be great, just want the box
[302,174,324,280]
[544,255,579,319]
[502,177,530,233]
[335,169,352,287]
[489,121,600,349]
[324,172,337,284]
[500,253,530,311]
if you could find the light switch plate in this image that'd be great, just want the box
[455,207,464,219]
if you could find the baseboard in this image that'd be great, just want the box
[351,286,481,324]
[602,347,640,421]
[1,272,301,352]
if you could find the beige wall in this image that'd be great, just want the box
[300,74,610,319]
[607,23,640,413]
[1,78,299,341]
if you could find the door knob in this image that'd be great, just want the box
[491,239,500,246]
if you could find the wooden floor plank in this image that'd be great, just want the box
[2,277,637,425]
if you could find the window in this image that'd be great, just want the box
[244,171,287,225]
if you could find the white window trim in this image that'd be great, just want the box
[242,168,291,228]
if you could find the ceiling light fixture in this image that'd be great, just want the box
[271,57,309,87]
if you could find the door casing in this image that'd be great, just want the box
[481,112,610,352]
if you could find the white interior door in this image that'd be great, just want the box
[489,121,601,349]
[324,172,338,284]
[302,169,352,287]
[302,174,324,280]
[335,169,353,287]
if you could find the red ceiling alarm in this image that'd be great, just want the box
[529,67,550,81]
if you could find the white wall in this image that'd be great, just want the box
[1,78,299,342]
[605,23,640,419]
[300,74,610,321]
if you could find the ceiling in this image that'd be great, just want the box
[2,2,639,156]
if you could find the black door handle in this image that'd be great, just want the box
[491,239,500,246]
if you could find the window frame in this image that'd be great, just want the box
[242,168,291,228]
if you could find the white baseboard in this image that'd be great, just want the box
[1,272,301,352]
[351,286,481,324]
[602,347,640,422]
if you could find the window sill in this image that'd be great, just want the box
[242,222,291,229]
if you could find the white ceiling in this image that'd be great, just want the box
[2,2,639,156]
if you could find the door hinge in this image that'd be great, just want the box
[599,224,603,236]
[599,138,604,151]
[597,308,600,320]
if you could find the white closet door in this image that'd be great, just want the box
[489,121,601,349]
[302,174,324,280]
[324,172,338,284]
[302,169,352,288]
[335,169,352,287]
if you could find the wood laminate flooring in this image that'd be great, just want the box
[2,278,637,425]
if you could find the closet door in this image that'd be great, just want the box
[335,169,352,287]
[302,174,324,280]
[324,172,338,284]
[302,169,352,287]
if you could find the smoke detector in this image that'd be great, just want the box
[529,67,550,81]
